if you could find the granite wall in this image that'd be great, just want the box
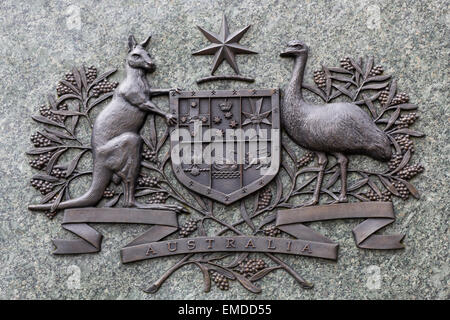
[0,0,448,299]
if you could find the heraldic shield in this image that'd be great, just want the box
[169,89,280,204]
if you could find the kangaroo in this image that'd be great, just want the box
[29,34,184,213]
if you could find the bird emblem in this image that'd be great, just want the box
[280,40,392,206]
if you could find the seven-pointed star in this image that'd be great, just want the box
[242,98,272,132]
[193,14,257,75]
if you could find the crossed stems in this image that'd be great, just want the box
[140,144,311,292]
[141,122,399,292]
[213,137,406,239]
[59,79,395,292]
[130,69,397,292]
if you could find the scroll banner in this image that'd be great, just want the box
[120,236,339,263]
[53,208,178,254]
[120,202,403,263]
[276,202,405,258]
[54,202,403,261]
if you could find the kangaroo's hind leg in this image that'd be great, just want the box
[102,132,142,208]
[103,132,186,213]
[120,142,141,207]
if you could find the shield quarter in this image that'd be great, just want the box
[169,89,280,205]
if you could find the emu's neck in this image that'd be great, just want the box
[286,55,307,102]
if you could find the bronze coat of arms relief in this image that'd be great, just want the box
[27,15,424,294]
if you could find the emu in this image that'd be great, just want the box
[280,40,392,205]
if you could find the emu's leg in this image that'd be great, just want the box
[333,152,348,202]
[303,152,328,206]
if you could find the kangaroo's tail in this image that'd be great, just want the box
[28,167,112,212]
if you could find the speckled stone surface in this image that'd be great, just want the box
[0,0,448,299]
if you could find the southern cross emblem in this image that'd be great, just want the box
[242,98,272,132]
[193,14,257,75]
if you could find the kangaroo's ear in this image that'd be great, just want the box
[128,35,137,51]
[140,34,152,48]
